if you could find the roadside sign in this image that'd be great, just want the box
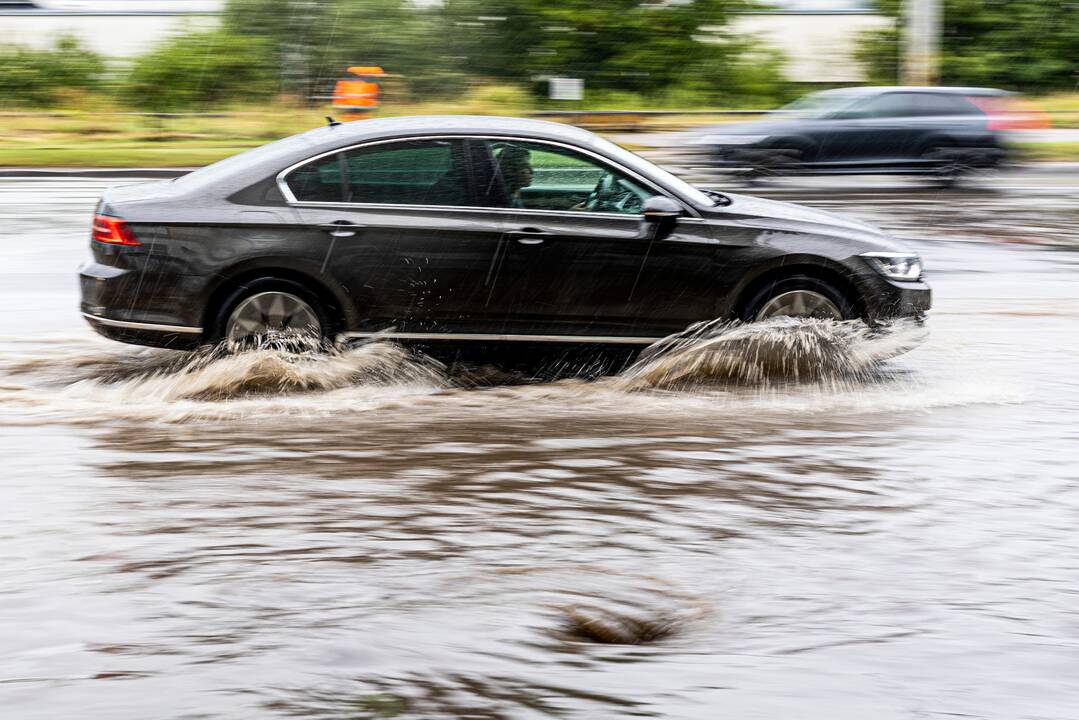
[549,77,584,101]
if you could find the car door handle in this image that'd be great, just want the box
[506,227,549,245]
[319,221,364,238]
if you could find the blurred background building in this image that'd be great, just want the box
[0,1,222,58]
[729,1,891,83]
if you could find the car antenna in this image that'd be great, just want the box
[325,116,341,128]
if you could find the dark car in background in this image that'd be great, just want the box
[80,116,929,352]
[693,86,1035,183]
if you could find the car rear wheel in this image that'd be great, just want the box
[744,276,854,322]
[214,279,329,350]
[746,147,803,180]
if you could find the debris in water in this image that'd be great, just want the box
[561,604,679,644]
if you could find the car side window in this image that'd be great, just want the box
[340,139,470,206]
[479,140,652,214]
[284,139,472,206]
[848,93,920,119]
[910,93,981,116]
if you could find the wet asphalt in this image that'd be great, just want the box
[1,170,1078,719]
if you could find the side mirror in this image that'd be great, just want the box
[640,195,682,240]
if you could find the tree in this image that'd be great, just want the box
[859,0,1079,92]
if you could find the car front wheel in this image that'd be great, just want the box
[744,276,854,322]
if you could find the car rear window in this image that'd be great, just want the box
[286,154,343,202]
[910,93,982,116]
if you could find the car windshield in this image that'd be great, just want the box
[780,91,867,119]
[589,135,716,207]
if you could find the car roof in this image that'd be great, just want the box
[176,115,603,193]
[301,114,599,148]
[814,86,1011,97]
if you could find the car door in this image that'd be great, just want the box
[904,92,991,163]
[284,138,508,333]
[470,139,727,340]
[818,92,922,163]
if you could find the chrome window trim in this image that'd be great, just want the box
[82,313,202,334]
[338,331,663,345]
[273,200,702,224]
[275,134,701,219]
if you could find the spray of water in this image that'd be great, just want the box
[0,319,944,424]
[615,317,928,391]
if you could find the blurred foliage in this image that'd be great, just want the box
[0,0,790,112]
[861,0,1079,92]
[441,0,788,104]
[0,36,106,107]
[123,30,279,111]
[222,0,447,99]
[219,0,788,106]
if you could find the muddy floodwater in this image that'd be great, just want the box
[2,176,1079,719]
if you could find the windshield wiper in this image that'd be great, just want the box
[703,189,732,206]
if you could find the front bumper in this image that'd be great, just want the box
[857,273,932,322]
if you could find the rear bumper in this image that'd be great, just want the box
[81,312,204,350]
[80,260,205,349]
[702,145,1007,172]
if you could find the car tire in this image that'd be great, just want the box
[211,277,332,350]
[742,275,855,322]
[921,145,970,188]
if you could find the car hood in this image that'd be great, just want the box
[714,192,911,251]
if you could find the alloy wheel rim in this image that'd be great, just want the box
[225,291,321,345]
[756,290,842,321]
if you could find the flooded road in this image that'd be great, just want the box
[2,176,1079,718]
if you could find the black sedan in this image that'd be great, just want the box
[693,86,1014,181]
[80,115,929,351]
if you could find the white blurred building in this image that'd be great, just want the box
[0,1,222,57]
[728,0,893,83]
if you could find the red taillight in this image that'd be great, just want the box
[91,214,140,246]
[968,96,1052,132]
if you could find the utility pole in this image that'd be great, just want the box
[903,0,941,85]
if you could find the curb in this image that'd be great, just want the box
[0,168,195,179]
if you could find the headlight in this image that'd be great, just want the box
[861,252,923,281]
[695,134,769,146]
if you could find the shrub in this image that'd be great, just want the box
[0,36,106,108]
[122,30,279,112]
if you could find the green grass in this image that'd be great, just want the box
[1010,141,1079,162]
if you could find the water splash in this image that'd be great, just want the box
[0,335,452,423]
[4,335,446,402]
[614,317,928,391]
